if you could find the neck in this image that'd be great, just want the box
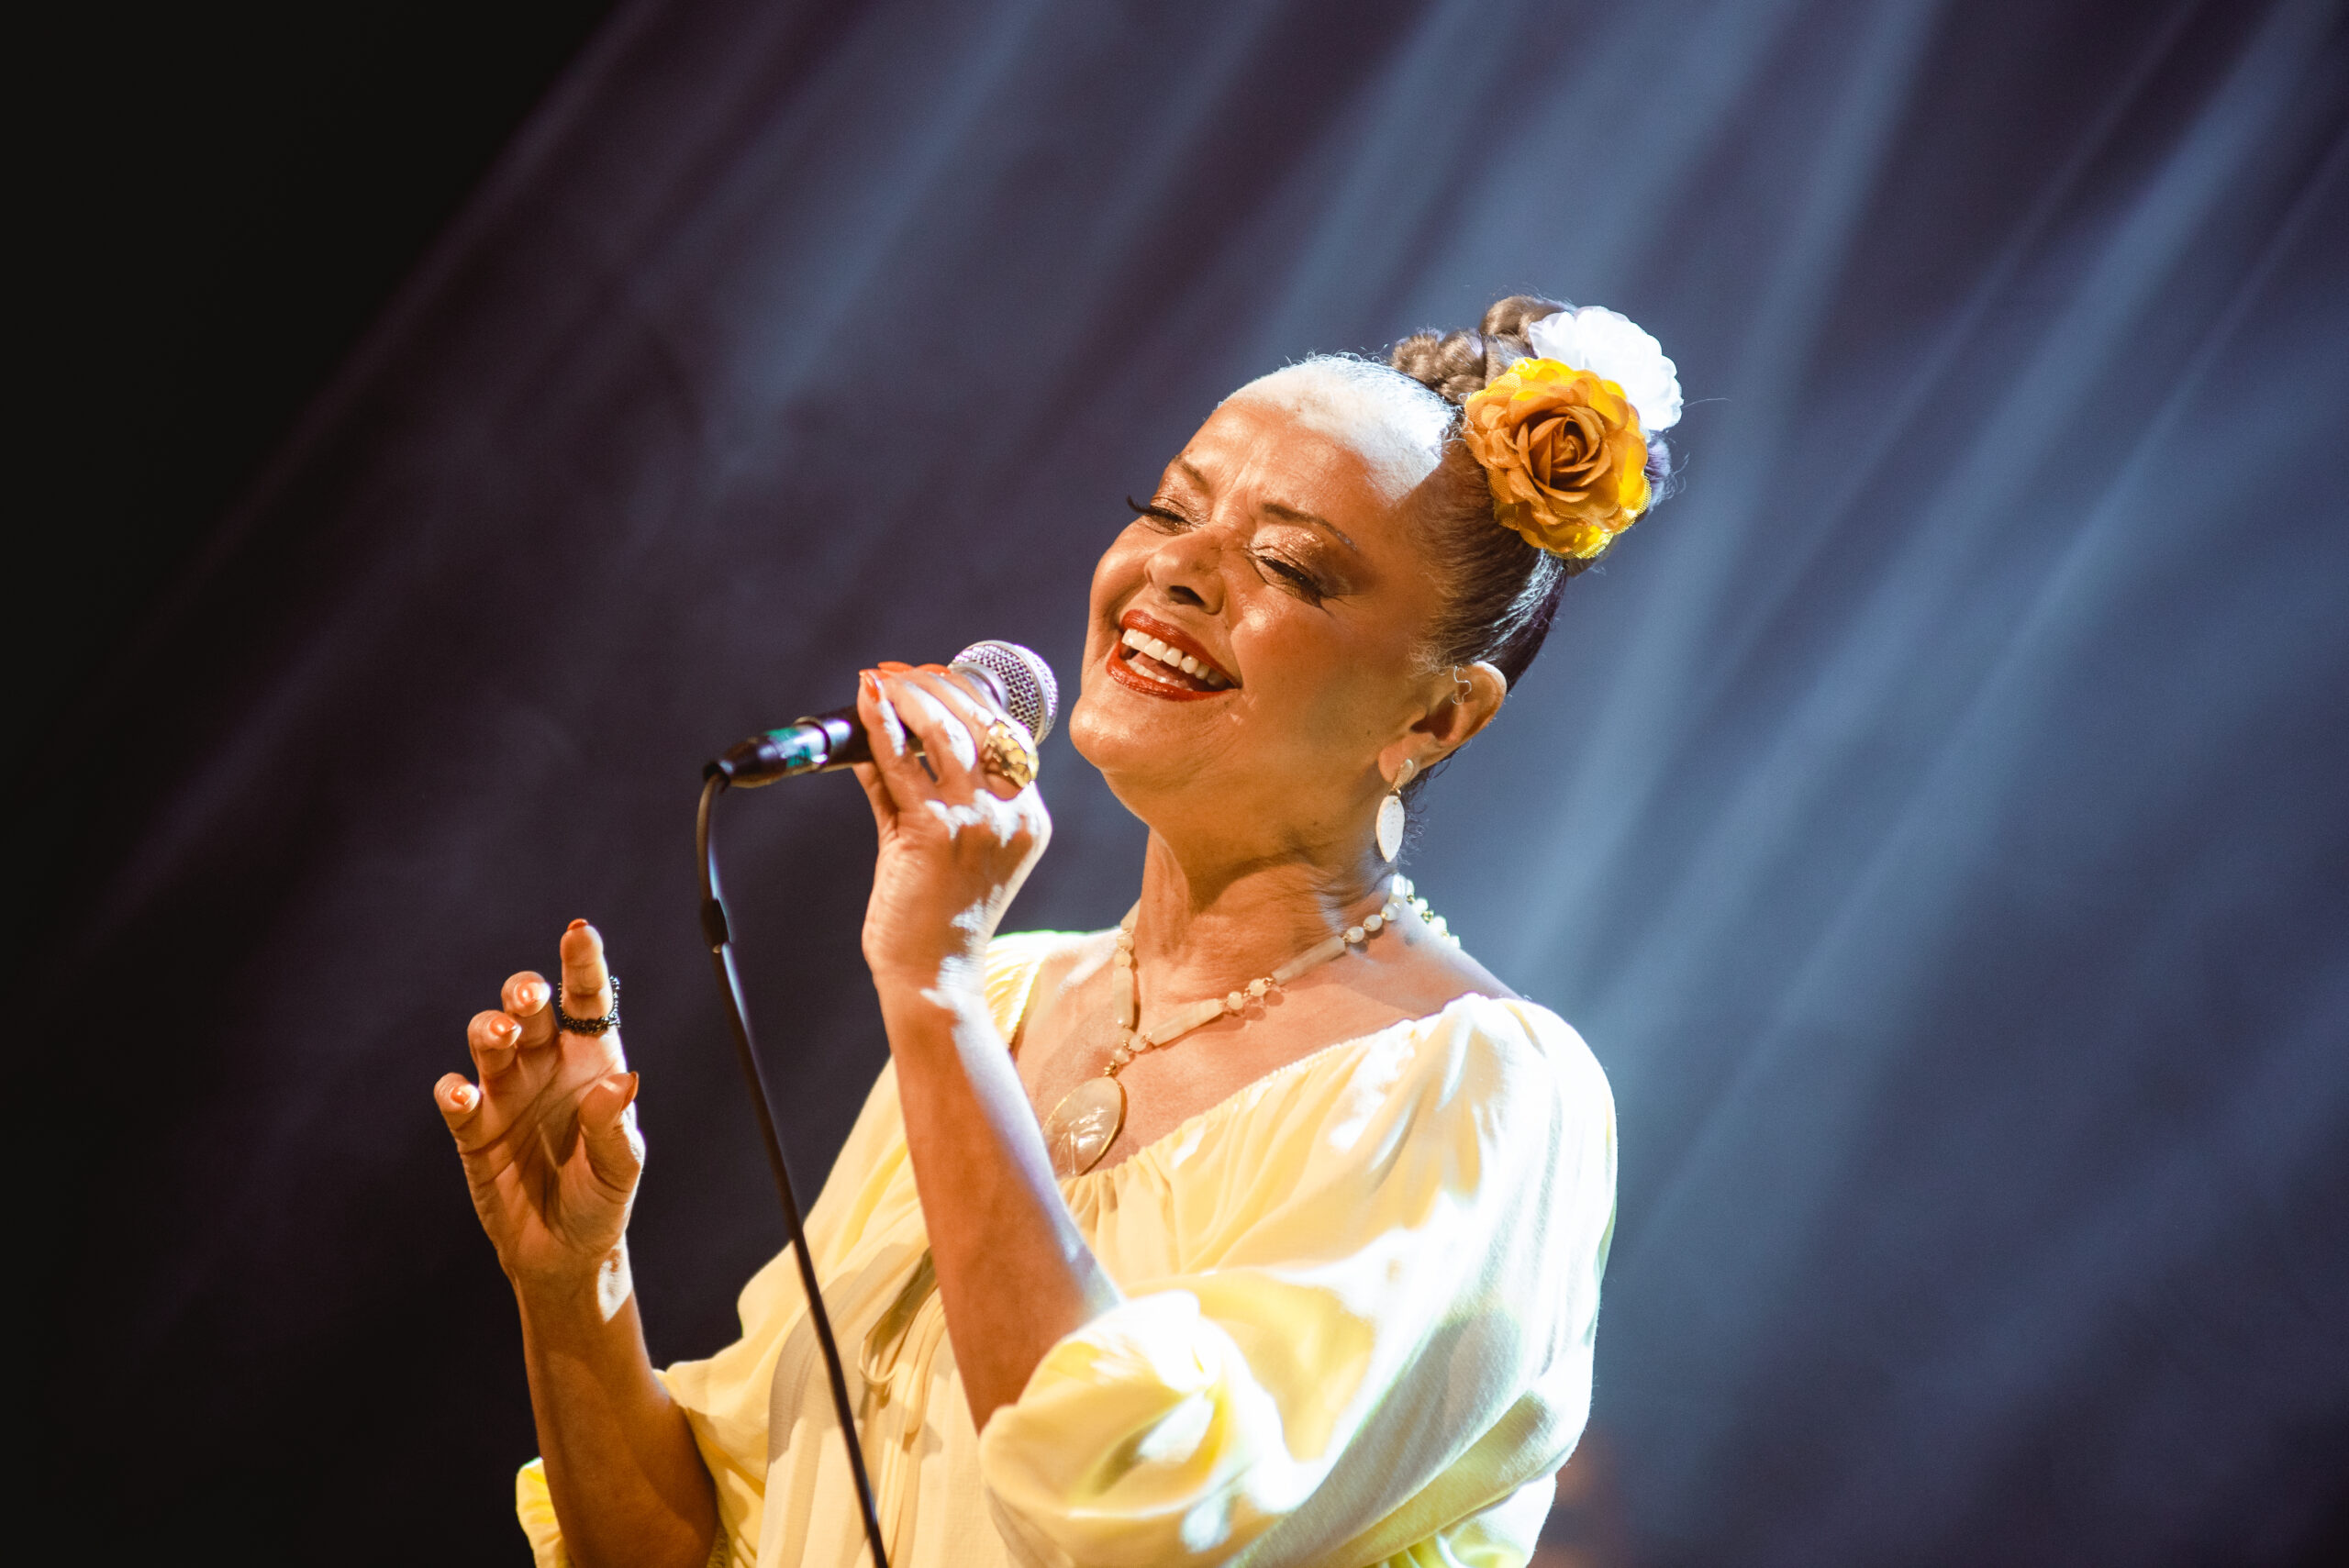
[1127,829,1392,1003]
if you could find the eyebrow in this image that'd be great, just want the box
[1173,459,1360,550]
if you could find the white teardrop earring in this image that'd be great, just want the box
[1376,758,1419,862]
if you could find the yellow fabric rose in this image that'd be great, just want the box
[1460,359,1652,558]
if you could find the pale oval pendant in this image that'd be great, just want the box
[1375,791,1408,862]
[1041,1076,1126,1178]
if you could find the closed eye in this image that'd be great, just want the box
[1127,495,1190,530]
[1252,550,1328,604]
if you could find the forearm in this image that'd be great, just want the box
[880,981,1121,1425]
[515,1244,718,1568]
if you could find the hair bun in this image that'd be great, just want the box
[1392,293,1675,507]
[1389,295,1566,405]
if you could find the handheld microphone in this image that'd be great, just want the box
[707,639,1060,786]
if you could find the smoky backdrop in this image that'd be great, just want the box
[17,1,2347,1563]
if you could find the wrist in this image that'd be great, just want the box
[868,950,991,1011]
[873,978,991,1030]
[507,1241,633,1325]
[873,967,996,1057]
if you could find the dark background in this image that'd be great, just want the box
[17,2,2347,1563]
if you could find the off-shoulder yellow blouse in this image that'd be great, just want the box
[519,930,1617,1568]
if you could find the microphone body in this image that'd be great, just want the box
[709,639,1059,786]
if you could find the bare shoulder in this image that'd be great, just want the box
[1423,936,1518,1003]
[1343,905,1520,1026]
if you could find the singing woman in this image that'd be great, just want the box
[436,294,1682,1568]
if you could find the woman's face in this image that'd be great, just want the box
[1069,371,1472,867]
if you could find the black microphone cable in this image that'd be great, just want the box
[696,769,889,1568]
[690,640,1055,1568]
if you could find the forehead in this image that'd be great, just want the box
[1210,360,1451,506]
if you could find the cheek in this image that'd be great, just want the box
[1069,531,1149,751]
[1079,532,1141,655]
[1229,607,1397,753]
[1086,528,1151,617]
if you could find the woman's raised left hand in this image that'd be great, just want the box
[852,663,1052,999]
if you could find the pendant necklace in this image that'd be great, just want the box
[1040,875,1452,1179]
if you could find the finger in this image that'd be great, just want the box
[911,663,1009,735]
[468,1008,524,1078]
[576,1072,644,1194]
[907,667,1024,801]
[930,662,1012,725]
[435,1073,483,1138]
[887,670,981,787]
[857,668,934,812]
[559,919,612,1032]
[505,971,554,1049]
[850,760,896,834]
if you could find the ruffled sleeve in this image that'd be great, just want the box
[976,995,1617,1568]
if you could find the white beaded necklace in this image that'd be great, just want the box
[1040,875,1452,1178]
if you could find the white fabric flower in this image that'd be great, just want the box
[1523,306,1682,434]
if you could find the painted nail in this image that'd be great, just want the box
[568,918,587,931]
[451,1084,475,1110]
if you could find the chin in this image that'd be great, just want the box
[1070,682,1208,811]
[1067,680,1142,777]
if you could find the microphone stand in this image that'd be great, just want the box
[696,770,890,1568]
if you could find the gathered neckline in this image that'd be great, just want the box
[1001,931,1508,1185]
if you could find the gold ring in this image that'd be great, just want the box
[979,720,1039,790]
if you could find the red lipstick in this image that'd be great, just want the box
[1107,609,1237,700]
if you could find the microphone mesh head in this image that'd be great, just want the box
[952,640,1060,744]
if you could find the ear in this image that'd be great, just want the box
[1375,661,1507,786]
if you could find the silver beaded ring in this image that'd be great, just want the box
[554,974,621,1036]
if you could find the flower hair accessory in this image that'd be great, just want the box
[1461,306,1681,560]
[1526,306,1681,435]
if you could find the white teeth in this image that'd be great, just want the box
[1119,625,1230,689]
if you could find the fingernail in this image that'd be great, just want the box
[919,662,947,673]
[568,918,587,931]
[451,1084,475,1110]
[492,1015,518,1037]
[879,660,911,673]
[622,1072,641,1105]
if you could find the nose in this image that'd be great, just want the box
[1143,525,1225,614]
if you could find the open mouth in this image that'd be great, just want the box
[1109,615,1235,698]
